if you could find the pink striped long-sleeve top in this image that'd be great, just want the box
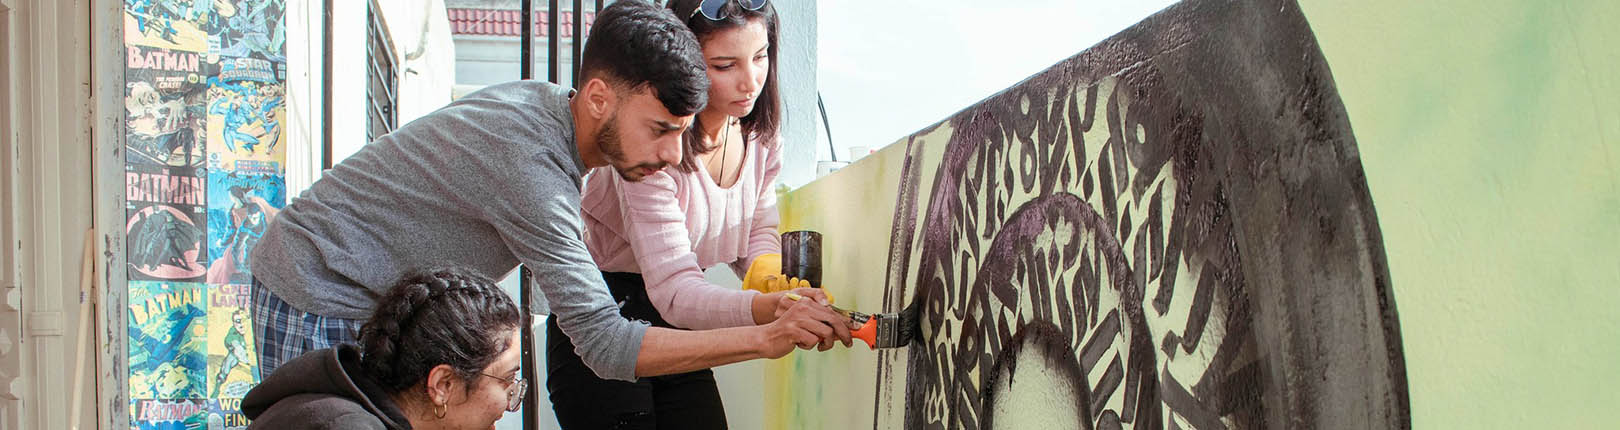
[580,136,781,330]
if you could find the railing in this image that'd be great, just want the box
[518,1,604,428]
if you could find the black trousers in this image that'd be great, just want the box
[547,272,729,430]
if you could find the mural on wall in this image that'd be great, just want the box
[124,0,285,428]
[768,0,1408,428]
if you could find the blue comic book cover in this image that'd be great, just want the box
[124,0,214,53]
[130,398,208,430]
[207,0,287,63]
[204,170,284,285]
[206,57,286,175]
[129,281,209,400]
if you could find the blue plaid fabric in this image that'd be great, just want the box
[250,278,364,378]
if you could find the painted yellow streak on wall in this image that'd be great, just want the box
[771,123,948,430]
[1298,1,1620,427]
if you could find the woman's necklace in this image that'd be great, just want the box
[710,118,733,185]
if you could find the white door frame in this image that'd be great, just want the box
[0,0,109,428]
[91,0,131,429]
[0,0,22,425]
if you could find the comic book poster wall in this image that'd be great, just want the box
[126,46,211,170]
[124,1,286,428]
[206,57,286,176]
[128,282,208,402]
[205,169,284,285]
[126,165,208,283]
[206,284,258,399]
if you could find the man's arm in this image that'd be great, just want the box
[635,298,852,377]
[487,150,850,380]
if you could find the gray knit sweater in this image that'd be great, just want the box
[250,81,646,381]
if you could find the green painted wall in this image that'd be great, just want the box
[1298,1,1620,426]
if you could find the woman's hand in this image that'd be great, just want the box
[752,287,830,325]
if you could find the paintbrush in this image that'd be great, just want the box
[784,293,918,349]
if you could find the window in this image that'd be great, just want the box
[365,0,398,142]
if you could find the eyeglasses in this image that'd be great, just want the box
[689,0,768,21]
[479,372,529,412]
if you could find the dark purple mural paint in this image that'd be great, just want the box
[871,0,1409,428]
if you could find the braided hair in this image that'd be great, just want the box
[358,268,524,394]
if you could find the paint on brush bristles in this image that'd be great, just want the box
[873,303,920,349]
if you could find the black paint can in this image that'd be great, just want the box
[781,230,822,288]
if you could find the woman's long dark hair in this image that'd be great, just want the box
[667,0,782,173]
[357,268,523,394]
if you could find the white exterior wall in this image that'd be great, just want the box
[773,0,818,188]
[284,0,457,196]
[379,0,458,125]
[454,34,523,87]
[284,0,327,201]
[326,0,370,172]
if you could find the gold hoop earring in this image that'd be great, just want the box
[433,401,447,419]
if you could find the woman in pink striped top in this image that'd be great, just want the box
[547,1,844,429]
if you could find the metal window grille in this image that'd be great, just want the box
[365,0,400,142]
[518,1,603,427]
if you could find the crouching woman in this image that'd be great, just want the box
[243,268,527,429]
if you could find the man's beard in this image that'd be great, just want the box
[597,114,666,181]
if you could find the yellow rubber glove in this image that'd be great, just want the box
[743,253,811,293]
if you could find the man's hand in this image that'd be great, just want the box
[754,298,853,358]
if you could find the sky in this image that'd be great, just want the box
[813,0,1180,162]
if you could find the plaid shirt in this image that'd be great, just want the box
[250,278,364,378]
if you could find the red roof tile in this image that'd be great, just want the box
[448,8,596,38]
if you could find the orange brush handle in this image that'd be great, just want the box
[852,318,878,349]
[786,292,876,347]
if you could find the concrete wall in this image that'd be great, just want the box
[767,1,1409,427]
[1298,1,1620,427]
[771,0,818,187]
[762,0,1620,428]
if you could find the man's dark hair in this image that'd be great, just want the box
[666,0,784,173]
[580,0,709,116]
[358,268,524,394]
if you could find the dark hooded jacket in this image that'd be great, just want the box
[242,344,413,429]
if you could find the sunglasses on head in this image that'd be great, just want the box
[689,0,768,21]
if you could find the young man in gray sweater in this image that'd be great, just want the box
[248,0,849,382]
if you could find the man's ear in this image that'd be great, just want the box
[581,78,617,120]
